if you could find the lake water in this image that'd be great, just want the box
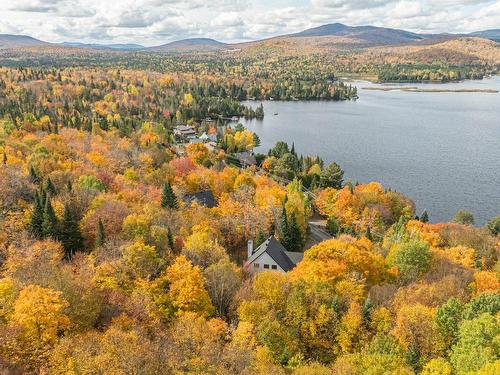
[235,76,500,225]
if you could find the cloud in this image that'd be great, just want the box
[10,0,60,12]
[0,0,499,45]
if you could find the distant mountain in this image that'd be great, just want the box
[468,29,500,42]
[2,24,499,54]
[288,23,427,45]
[0,34,50,49]
[148,38,229,52]
[61,42,144,50]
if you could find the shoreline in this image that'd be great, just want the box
[362,87,498,93]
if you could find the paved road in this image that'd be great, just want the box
[305,220,332,249]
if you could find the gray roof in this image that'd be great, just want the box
[248,235,303,272]
[234,152,257,166]
[183,191,217,208]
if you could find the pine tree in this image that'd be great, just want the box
[2,152,6,165]
[42,196,58,239]
[286,212,303,252]
[326,216,340,236]
[279,205,290,247]
[29,191,44,239]
[365,226,372,241]
[66,179,73,193]
[167,226,174,251]
[161,182,178,209]
[59,205,83,260]
[95,218,106,248]
[255,230,267,248]
[29,166,40,184]
[420,210,429,223]
[362,298,373,325]
[45,177,57,196]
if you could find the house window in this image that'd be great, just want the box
[271,265,277,270]
[264,264,270,269]
[253,263,259,269]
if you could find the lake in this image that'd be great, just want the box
[234,76,500,225]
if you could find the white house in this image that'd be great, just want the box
[246,236,303,273]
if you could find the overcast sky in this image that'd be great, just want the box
[0,0,499,46]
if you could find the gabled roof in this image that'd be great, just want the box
[248,235,303,272]
[234,151,257,166]
[183,191,217,208]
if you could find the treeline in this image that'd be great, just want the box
[376,64,490,82]
[0,67,264,138]
[0,51,358,102]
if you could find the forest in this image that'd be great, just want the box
[0,63,499,375]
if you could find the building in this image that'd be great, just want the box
[174,125,196,140]
[246,236,303,273]
[234,151,257,168]
[199,132,217,143]
[183,191,217,208]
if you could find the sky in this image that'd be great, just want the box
[0,0,499,46]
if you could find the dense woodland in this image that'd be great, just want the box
[0,52,358,101]
[0,61,499,375]
[375,64,488,83]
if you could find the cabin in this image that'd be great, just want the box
[199,132,217,143]
[246,236,303,273]
[183,191,217,208]
[234,151,257,168]
[174,125,196,140]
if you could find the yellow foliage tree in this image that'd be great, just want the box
[166,256,214,317]
[290,237,388,286]
[12,285,70,344]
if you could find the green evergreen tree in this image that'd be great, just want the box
[29,191,44,239]
[29,166,40,184]
[279,205,291,247]
[167,226,174,251]
[255,230,267,248]
[326,216,340,236]
[95,218,106,248]
[420,210,429,223]
[362,298,373,325]
[45,177,57,196]
[365,226,372,241]
[66,179,73,193]
[59,205,83,260]
[42,195,58,239]
[161,182,178,209]
[286,212,303,252]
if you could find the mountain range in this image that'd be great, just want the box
[1,23,499,52]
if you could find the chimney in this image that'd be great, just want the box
[247,240,254,259]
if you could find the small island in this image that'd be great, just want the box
[363,86,499,93]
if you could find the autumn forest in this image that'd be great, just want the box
[0,34,499,375]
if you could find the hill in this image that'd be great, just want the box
[469,29,500,42]
[0,34,49,49]
[61,42,144,50]
[148,38,229,52]
[289,23,427,45]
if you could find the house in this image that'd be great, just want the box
[246,236,303,273]
[234,151,257,168]
[189,138,204,144]
[199,132,217,143]
[205,141,218,152]
[174,125,196,140]
[183,191,217,208]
